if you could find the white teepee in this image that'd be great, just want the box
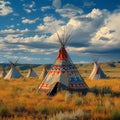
[0,67,6,78]
[39,65,47,80]
[26,67,38,78]
[89,60,107,80]
[38,29,88,95]
[4,61,22,79]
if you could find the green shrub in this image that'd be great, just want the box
[35,106,48,114]
[13,103,27,113]
[111,110,120,120]
[12,86,22,92]
[0,107,11,118]
[74,98,83,106]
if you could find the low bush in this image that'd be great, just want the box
[0,107,11,118]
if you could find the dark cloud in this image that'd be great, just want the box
[109,30,115,33]
[13,41,58,49]
[68,42,90,48]
[99,37,110,41]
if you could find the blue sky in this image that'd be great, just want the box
[0,0,120,64]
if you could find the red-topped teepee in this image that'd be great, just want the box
[38,29,88,95]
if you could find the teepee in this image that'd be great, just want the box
[39,65,47,80]
[89,60,107,80]
[38,29,88,95]
[4,60,22,79]
[0,67,6,78]
[26,67,38,78]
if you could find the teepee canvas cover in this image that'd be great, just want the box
[26,67,38,78]
[38,31,88,95]
[0,67,6,78]
[89,61,106,80]
[39,65,47,80]
[4,61,22,79]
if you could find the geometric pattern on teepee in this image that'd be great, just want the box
[38,30,88,95]
[89,61,107,80]
[26,67,38,78]
[4,61,22,79]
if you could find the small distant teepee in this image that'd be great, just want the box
[0,67,6,78]
[39,65,47,80]
[26,67,38,78]
[89,59,107,80]
[38,28,88,95]
[4,60,22,79]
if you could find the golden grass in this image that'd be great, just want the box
[0,77,120,119]
[85,78,120,92]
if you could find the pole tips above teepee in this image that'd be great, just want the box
[55,26,73,47]
[4,60,22,80]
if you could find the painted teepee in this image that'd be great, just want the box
[26,67,38,78]
[0,67,6,78]
[4,60,22,79]
[38,30,88,95]
[89,60,107,80]
[39,65,47,80]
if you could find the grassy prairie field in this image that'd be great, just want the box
[0,62,120,120]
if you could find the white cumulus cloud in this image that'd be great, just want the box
[37,16,65,33]
[23,1,36,13]
[56,4,83,18]
[22,18,39,24]
[41,6,51,12]
[0,0,13,16]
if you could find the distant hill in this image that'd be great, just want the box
[0,63,40,70]
[0,62,120,78]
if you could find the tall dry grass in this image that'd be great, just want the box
[0,77,120,119]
